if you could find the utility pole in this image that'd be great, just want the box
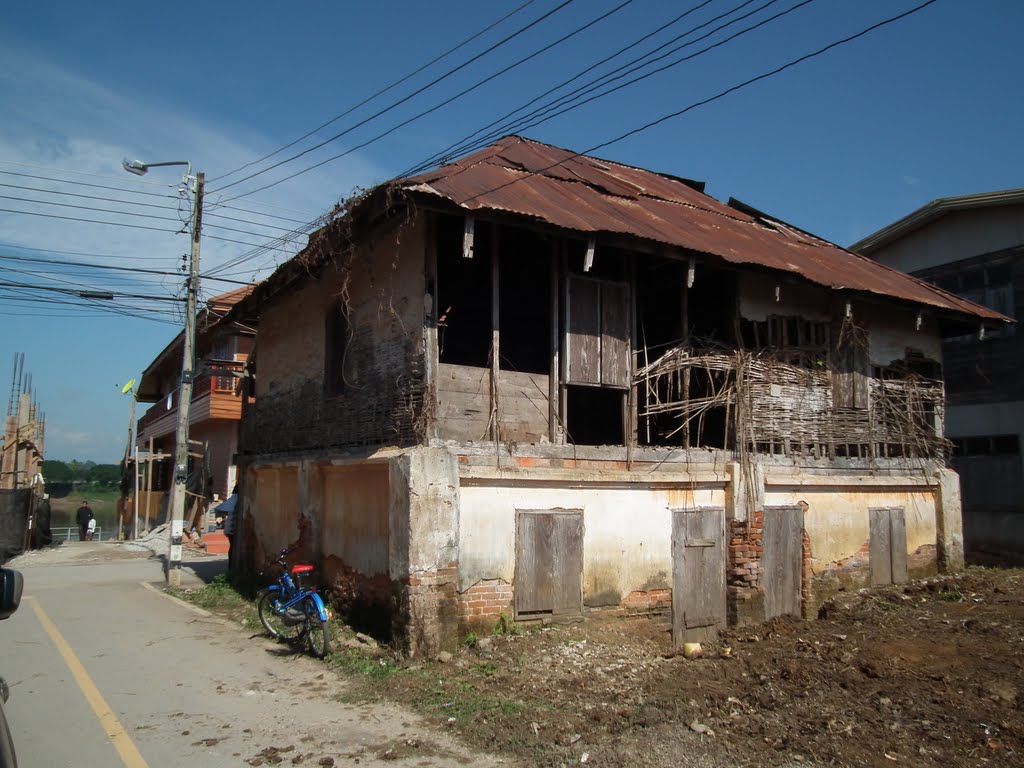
[167,172,204,586]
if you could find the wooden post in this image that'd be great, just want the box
[144,437,154,532]
[491,223,501,450]
[424,212,440,442]
[627,257,638,464]
[560,245,570,443]
[549,239,559,443]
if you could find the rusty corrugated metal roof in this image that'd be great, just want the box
[403,136,1006,323]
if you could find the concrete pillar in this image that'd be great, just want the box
[389,447,460,658]
[934,467,964,572]
[726,459,763,523]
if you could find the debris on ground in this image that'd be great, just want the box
[373,567,1024,767]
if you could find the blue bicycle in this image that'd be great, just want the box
[257,548,331,658]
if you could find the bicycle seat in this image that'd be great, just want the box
[291,564,314,575]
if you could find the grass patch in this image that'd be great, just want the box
[327,649,399,681]
[871,596,902,612]
[492,613,523,637]
[412,680,529,722]
[180,574,260,629]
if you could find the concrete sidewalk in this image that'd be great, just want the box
[3,551,497,767]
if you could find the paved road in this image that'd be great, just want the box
[2,545,496,767]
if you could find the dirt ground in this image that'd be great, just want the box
[372,568,1024,768]
[21,542,1019,766]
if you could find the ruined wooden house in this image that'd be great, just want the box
[228,136,1007,656]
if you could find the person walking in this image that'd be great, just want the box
[75,500,93,541]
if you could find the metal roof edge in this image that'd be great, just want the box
[851,188,1024,254]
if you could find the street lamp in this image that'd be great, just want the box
[123,157,205,587]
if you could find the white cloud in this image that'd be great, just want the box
[0,43,390,462]
[901,175,920,186]
[0,43,387,283]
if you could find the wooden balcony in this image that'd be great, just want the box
[137,363,245,441]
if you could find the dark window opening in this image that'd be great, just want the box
[324,300,350,396]
[436,214,493,367]
[641,366,733,449]
[566,385,624,446]
[566,241,629,281]
[499,227,550,374]
[688,264,737,344]
[637,257,685,357]
[740,315,830,369]
[953,434,1021,457]
[876,350,942,380]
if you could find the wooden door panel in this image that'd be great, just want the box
[515,510,583,617]
[552,513,584,615]
[601,282,630,388]
[762,506,803,619]
[870,507,893,586]
[567,277,601,384]
[889,508,908,584]
[672,507,725,647]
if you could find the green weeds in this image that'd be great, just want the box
[492,613,523,637]
[179,574,260,629]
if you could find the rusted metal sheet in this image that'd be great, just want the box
[406,136,1005,323]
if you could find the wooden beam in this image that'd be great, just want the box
[462,216,475,259]
[583,236,596,272]
[686,256,696,288]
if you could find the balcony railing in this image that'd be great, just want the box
[138,361,244,432]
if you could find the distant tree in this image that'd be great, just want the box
[42,460,72,485]
[68,460,96,483]
[87,464,122,487]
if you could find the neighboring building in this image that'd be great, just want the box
[853,189,1024,563]
[1,390,44,491]
[135,286,255,507]
[228,136,1005,657]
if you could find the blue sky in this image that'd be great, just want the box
[1,0,1021,462]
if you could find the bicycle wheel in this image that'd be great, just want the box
[303,597,331,658]
[258,591,304,643]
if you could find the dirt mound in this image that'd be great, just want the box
[381,568,1024,767]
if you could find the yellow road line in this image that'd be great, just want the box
[27,597,150,768]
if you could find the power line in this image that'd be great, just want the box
[460,0,811,156]
[209,0,541,184]
[400,0,775,177]
[455,0,942,208]
[0,180,180,212]
[0,241,178,264]
[0,279,185,302]
[0,252,256,286]
[0,181,296,233]
[0,167,315,226]
[0,168,180,199]
[0,192,186,223]
[209,0,582,196]
[0,294,181,325]
[0,207,180,233]
[223,0,638,203]
[0,158,172,186]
